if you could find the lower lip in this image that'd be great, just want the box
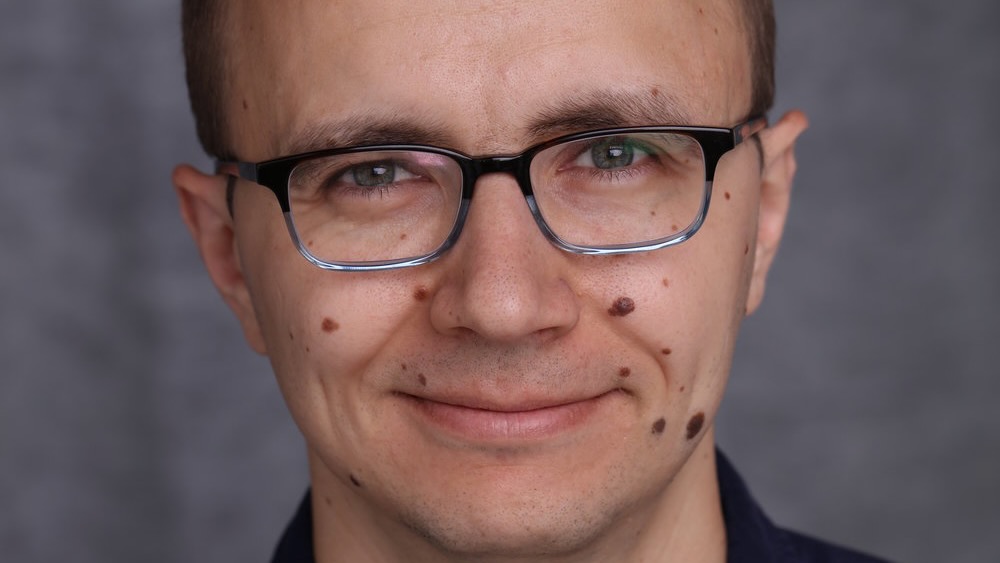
[404,392,618,443]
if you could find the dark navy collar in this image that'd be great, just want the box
[272,450,889,563]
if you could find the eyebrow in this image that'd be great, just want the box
[526,88,695,140]
[281,87,694,157]
[285,114,454,155]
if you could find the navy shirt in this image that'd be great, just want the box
[272,451,890,562]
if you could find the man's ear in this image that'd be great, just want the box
[173,164,268,354]
[745,110,809,315]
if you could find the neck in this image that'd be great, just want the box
[309,434,726,563]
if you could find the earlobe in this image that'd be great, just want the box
[172,164,268,354]
[745,110,809,315]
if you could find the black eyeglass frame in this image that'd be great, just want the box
[219,115,767,272]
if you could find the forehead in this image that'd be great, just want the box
[228,0,749,158]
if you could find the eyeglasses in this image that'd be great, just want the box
[220,116,766,271]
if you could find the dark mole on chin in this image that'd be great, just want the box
[618,367,631,378]
[349,474,362,488]
[321,318,339,333]
[651,417,666,435]
[686,412,705,440]
[608,297,636,317]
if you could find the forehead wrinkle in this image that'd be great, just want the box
[527,88,696,141]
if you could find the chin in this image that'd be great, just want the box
[395,499,614,560]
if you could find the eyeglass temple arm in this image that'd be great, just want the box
[214,160,259,218]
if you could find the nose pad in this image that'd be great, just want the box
[429,173,579,342]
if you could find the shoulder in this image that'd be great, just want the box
[776,528,892,563]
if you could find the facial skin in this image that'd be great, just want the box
[174,1,807,561]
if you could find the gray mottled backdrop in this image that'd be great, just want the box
[2,1,997,562]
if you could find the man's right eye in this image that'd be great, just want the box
[337,161,418,188]
[330,160,417,188]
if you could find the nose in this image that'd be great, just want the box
[429,173,580,343]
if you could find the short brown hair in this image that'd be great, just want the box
[181,0,776,159]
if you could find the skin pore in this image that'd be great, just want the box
[173,1,807,561]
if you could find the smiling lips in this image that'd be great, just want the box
[403,390,623,442]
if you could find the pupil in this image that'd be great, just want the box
[592,139,634,169]
[354,162,395,186]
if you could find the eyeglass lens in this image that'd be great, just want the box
[286,131,707,264]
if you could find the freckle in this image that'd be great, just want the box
[744,244,749,255]
[618,367,631,378]
[413,286,428,302]
[400,233,408,240]
[307,239,315,248]
[686,412,705,440]
[324,496,332,507]
[650,210,656,216]
[288,330,294,341]
[651,418,666,435]
[661,347,672,355]
[349,474,362,488]
[417,373,427,386]
[401,363,407,371]
[321,317,339,333]
[697,7,704,14]
[651,87,660,97]
[724,191,731,200]
[305,346,310,353]
[679,385,686,392]
[714,27,719,35]
[671,224,679,232]
[241,98,248,110]
[662,277,670,288]
[608,296,636,317]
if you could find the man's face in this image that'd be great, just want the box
[195,0,794,557]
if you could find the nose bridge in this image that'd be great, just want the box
[467,154,533,197]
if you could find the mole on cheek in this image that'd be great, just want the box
[418,373,427,386]
[744,243,750,256]
[651,418,666,435]
[349,474,362,488]
[724,191,731,201]
[618,367,631,378]
[686,412,705,440]
[242,98,248,110]
[661,347,672,356]
[413,286,428,302]
[662,277,670,288]
[321,318,340,333]
[608,297,636,317]
[288,330,294,341]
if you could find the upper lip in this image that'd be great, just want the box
[396,388,623,412]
